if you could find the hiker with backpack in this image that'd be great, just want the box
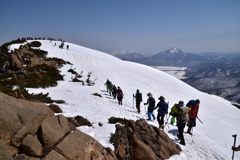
[133,89,142,113]
[154,96,169,129]
[116,86,123,105]
[186,99,200,135]
[144,92,156,121]
[170,101,191,145]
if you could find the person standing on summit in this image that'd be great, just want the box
[133,89,142,113]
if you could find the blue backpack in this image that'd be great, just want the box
[186,100,195,107]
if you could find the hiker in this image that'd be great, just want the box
[144,92,156,121]
[105,79,111,92]
[67,45,69,50]
[170,101,191,145]
[112,85,117,99]
[109,83,114,96]
[154,96,169,129]
[133,89,142,113]
[232,145,240,151]
[116,86,123,105]
[186,99,200,135]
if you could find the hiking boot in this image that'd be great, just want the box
[146,118,151,121]
[187,131,193,135]
[180,141,186,146]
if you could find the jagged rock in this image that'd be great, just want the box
[108,116,129,125]
[15,154,30,160]
[131,134,157,160]
[0,140,17,159]
[67,117,79,130]
[99,122,103,127]
[75,115,92,127]
[42,150,66,160]
[0,101,23,142]
[21,134,43,157]
[48,104,63,113]
[40,115,70,150]
[0,92,116,159]
[11,126,30,147]
[55,130,116,160]
[110,119,181,160]
[92,92,102,97]
[0,93,54,136]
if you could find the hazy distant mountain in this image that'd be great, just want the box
[136,47,206,67]
[110,51,147,61]
[196,52,240,59]
[183,56,240,104]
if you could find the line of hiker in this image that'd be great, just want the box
[105,79,123,105]
[104,80,201,146]
[133,90,201,146]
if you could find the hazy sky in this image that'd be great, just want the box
[1,0,240,54]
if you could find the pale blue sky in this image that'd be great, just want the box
[1,0,240,54]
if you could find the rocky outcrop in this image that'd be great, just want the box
[67,115,93,128]
[0,92,115,160]
[110,118,181,160]
[48,104,63,113]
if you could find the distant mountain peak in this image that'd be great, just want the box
[165,47,185,54]
[109,50,147,61]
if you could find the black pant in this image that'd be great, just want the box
[136,101,141,113]
[177,122,186,145]
[157,113,165,127]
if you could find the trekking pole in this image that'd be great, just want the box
[141,112,148,119]
[196,116,203,124]
[144,104,147,114]
[164,114,170,127]
[232,134,237,160]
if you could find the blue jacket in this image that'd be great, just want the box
[155,100,168,115]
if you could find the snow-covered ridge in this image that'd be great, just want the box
[11,40,240,160]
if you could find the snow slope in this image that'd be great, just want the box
[10,40,240,160]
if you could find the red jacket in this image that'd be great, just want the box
[188,104,199,118]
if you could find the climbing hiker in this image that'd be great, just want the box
[186,99,200,135]
[144,92,156,121]
[112,85,117,99]
[154,96,169,129]
[170,101,191,145]
[133,89,142,113]
[109,82,114,96]
[116,86,123,105]
[105,79,111,92]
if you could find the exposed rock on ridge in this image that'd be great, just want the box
[0,92,115,160]
[110,117,181,160]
